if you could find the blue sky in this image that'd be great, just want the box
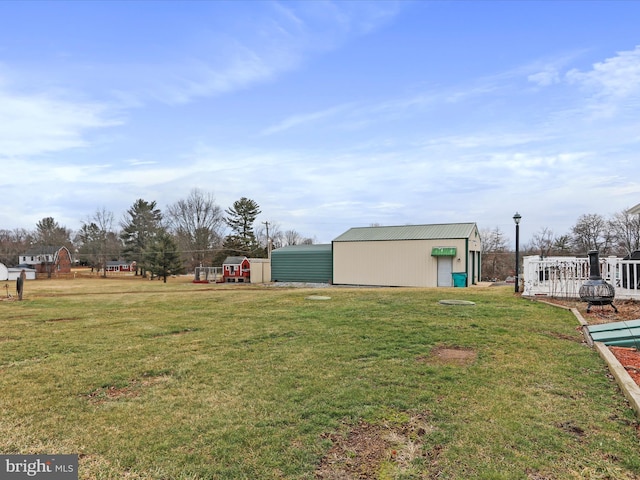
[1,1,640,245]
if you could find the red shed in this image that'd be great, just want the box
[222,256,250,283]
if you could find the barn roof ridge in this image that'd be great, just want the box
[273,244,331,252]
[333,222,478,242]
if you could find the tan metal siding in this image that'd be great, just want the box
[249,259,271,283]
[333,239,468,287]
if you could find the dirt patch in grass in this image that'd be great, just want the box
[144,327,199,338]
[316,412,434,479]
[85,375,170,404]
[417,346,477,367]
[44,317,81,323]
[556,420,586,439]
[316,420,391,479]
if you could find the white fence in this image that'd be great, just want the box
[522,255,640,300]
[194,266,222,283]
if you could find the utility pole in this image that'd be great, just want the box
[262,221,271,258]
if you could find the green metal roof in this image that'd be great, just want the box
[333,223,478,242]
[272,244,332,253]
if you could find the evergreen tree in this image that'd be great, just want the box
[35,217,72,250]
[120,199,163,276]
[223,197,262,257]
[145,232,184,283]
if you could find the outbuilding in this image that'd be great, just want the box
[222,256,251,283]
[0,263,8,281]
[271,244,333,283]
[248,258,271,283]
[332,223,482,287]
[8,267,37,281]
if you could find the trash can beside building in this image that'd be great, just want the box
[452,272,467,288]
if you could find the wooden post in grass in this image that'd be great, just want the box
[16,270,25,301]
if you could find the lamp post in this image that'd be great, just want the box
[513,212,521,293]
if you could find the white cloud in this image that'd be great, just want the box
[528,68,561,87]
[131,2,403,106]
[260,103,354,135]
[524,52,583,87]
[566,45,640,98]
[0,87,121,157]
[561,45,640,119]
[128,159,157,166]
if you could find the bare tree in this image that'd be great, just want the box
[284,229,302,246]
[166,189,224,270]
[255,221,284,251]
[480,226,510,281]
[87,207,120,277]
[74,222,103,271]
[0,228,32,266]
[571,213,612,254]
[528,227,555,258]
[552,234,573,256]
[609,209,640,256]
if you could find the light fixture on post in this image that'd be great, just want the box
[513,212,521,293]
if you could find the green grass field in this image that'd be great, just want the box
[1,277,639,479]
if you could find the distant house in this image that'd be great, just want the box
[106,260,137,273]
[222,256,251,282]
[18,246,72,276]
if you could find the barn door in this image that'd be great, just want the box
[437,257,453,287]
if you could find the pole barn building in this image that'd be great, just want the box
[271,244,333,283]
[332,223,482,287]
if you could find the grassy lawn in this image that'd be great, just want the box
[1,277,639,479]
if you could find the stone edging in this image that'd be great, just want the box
[592,342,640,417]
[533,298,640,417]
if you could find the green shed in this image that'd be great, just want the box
[271,244,333,283]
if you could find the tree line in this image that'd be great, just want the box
[481,209,640,281]
[0,189,314,282]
